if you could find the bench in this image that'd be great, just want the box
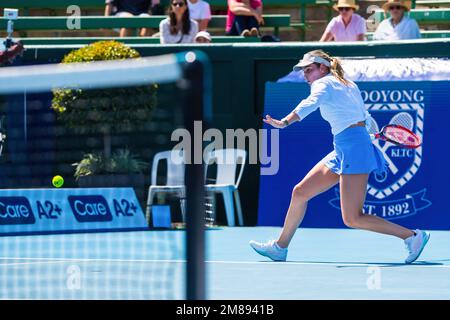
[0,0,331,41]
[0,0,331,11]
[0,14,290,36]
[373,8,450,24]
[366,30,450,40]
[17,35,261,45]
[412,0,450,8]
[207,14,290,36]
[0,0,102,9]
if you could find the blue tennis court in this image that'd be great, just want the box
[1,227,449,299]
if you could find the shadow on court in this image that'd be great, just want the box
[334,261,444,268]
[253,260,443,267]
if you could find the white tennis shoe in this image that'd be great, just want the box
[249,240,287,261]
[404,229,430,264]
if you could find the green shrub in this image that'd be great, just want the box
[51,41,157,176]
[73,149,147,180]
[52,41,157,136]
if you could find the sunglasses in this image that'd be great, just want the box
[172,2,185,7]
[389,5,403,10]
[338,7,352,11]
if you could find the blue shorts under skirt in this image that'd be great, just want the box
[322,126,388,175]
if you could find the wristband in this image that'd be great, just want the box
[283,119,289,127]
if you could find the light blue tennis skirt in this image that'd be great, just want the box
[322,126,388,175]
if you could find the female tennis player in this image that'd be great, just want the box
[250,50,430,264]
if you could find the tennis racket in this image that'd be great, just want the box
[377,112,415,175]
[367,116,399,176]
[370,124,421,149]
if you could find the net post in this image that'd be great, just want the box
[179,52,206,300]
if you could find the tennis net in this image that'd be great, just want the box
[0,46,209,299]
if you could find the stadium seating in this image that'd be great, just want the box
[204,148,247,227]
[203,0,334,40]
[373,8,450,24]
[0,0,332,41]
[2,1,449,42]
[370,6,450,41]
[0,15,290,37]
[366,30,450,40]
[413,0,450,8]
[208,14,290,36]
[0,0,102,10]
[146,150,186,225]
[17,36,261,45]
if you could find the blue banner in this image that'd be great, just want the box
[328,188,431,220]
[0,188,148,236]
[258,81,450,230]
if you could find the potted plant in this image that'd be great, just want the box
[51,41,157,203]
[73,149,147,202]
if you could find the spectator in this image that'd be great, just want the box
[0,41,24,65]
[320,0,366,42]
[105,0,162,37]
[160,0,199,43]
[188,0,211,31]
[373,0,421,40]
[195,30,212,43]
[226,0,264,37]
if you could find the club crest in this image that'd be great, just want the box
[366,103,424,199]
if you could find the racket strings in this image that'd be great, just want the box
[383,126,420,147]
[366,117,379,135]
[389,112,414,131]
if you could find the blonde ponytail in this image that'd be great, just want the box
[305,50,350,86]
[329,56,350,86]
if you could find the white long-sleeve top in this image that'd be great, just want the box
[159,18,199,44]
[292,74,370,135]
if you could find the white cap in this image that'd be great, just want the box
[194,31,212,42]
[293,53,331,71]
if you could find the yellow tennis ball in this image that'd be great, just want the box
[52,175,64,188]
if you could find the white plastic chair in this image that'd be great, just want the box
[204,148,246,226]
[146,150,186,224]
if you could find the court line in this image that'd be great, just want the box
[0,257,448,268]
[0,260,68,267]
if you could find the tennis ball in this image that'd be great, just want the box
[52,175,64,188]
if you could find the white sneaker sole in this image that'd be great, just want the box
[405,232,430,264]
[249,242,286,262]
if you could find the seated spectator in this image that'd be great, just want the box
[160,0,199,43]
[195,30,212,43]
[226,0,264,37]
[105,0,161,37]
[373,0,421,40]
[0,41,24,65]
[188,0,211,31]
[320,0,366,42]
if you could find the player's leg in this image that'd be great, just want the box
[339,173,414,239]
[340,173,430,263]
[249,161,339,261]
[276,161,340,248]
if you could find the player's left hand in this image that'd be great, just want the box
[263,114,284,128]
